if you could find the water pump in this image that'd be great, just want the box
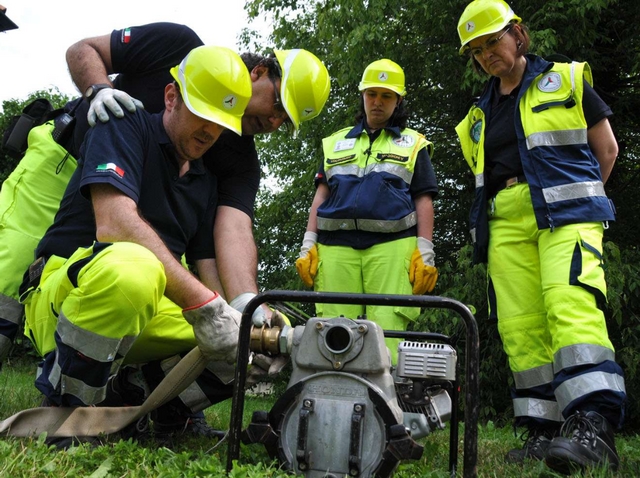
[242,316,457,477]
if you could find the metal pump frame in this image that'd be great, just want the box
[226,290,480,478]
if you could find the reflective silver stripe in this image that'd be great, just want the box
[57,312,137,362]
[325,162,413,184]
[526,129,587,150]
[161,355,211,411]
[325,164,360,180]
[46,355,107,404]
[542,180,606,204]
[570,62,577,91]
[556,371,626,411]
[0,294,23,323]
[59,366,107,404]
[514,363,554,389]
[554,344,615,372]
[470,227,476,243]
[475,173,484,188]
[513,397,563,423]
[317,211,417,233]
[0,334,12,359]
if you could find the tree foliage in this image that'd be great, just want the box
[241,0,640,428]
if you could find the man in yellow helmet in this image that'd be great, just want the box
[0,23,330,373]
[295,59,439,363]
[20,45,251,446]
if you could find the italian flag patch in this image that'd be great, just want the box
[96,163,125,178]
[122,28,131,44]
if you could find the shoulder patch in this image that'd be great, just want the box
[538,72,562,93]
[471,120,482,144]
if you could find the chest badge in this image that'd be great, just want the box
[538,72,562,93]
[393,134,415,148]
[334,138,356,152]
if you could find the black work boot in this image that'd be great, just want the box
[545,411,619,474]
[505,427,557,464]
[152,405,225,444]
[100,366,149,407]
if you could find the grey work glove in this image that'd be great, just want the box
[88,88,145,127]
[182,294,241,364]
[230,292,268,327]
[246,353,289,389]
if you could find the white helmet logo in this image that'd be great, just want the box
[378,72,389,82]
[466,21,475,33]
[223,94,237,109]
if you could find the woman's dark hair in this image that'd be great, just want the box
[355,93,410,130]
[470,21,530,76]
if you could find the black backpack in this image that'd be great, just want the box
[1,98,66,159]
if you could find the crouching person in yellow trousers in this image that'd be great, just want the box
[20,46,251,443]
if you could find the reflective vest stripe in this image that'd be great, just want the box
[542,181,607,204]
[526,129,588,150]
[317,211,417,233]
[513,397,563,422]
[555,371,626,411]
[325,161,414,184]
[554,343,615,371]
[514,363,554,389]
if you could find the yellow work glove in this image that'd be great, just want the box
[409,237,438,294]
[295,231,318,287]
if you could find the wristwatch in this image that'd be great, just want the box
[83,84,112,103]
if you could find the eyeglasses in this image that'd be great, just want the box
[468,26,512,57]
[269,76,288,120]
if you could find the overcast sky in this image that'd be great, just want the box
[0,1,265,109]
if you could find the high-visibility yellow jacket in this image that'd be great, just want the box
[456,55,615,263]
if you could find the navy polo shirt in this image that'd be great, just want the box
[66,22,260,220]
[37,110,217,263]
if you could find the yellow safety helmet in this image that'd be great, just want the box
[273,49,331,130]
[457,0,521,55]
[170,45,252,136]
[358,59,406,97]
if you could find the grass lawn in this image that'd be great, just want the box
[1,359,638,477]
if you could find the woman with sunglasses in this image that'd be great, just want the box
[295,59,439,363]
[456,0,625,473]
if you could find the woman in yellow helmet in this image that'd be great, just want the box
[296,59,439,363]
[456,0,625,473]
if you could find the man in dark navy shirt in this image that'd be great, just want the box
[22,46,252,441]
